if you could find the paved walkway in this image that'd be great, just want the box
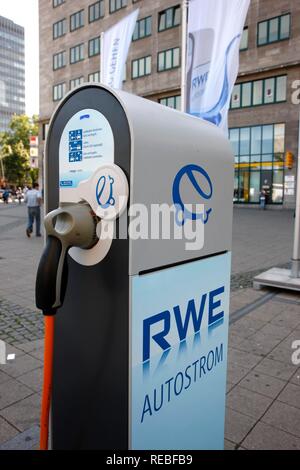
[0,203,299,449]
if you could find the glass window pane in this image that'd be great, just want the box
[276,76,286,101]
[239,169,249,202]
[249,171,260,202]
[139,58,145,76]
[241,82,251,107]
[174,7,180,26]
[159,12,165,31]
[145,56,151,74]
[274,123,285,153]
[229,128,239,155]
[158,52,164,71]
[166,9,173,28]
[251,126,261,154]
[262,125,273,154]
[269,17,279,42]
[173,48,180,67]
[258,21,267,45]
[175,96,181,110]
[240,27,248,50]
[165,50,172,69]
[240,127,250,155]
[146,17,151,35]
[132,61,138,78]
[240,155,250,163]
[264,78,275,104]
[272,170,283,203]
[234,171,239,202]
[253,80,263,105]
[140,20,145,38]
[231,84,241,108]
[280,14,290,39]
[133,23,138,40]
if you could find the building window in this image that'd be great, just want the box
[159,95,181,110]
[53,82,66,101]
[53,0,65,7]
[88,71,100,82]
[133,16,152,41]
[158,5,180,32]
[157,47,180,72]
[70,44,84,64]
[89,36,101,57]
[230,75,287,109]
[70,76,84,90]
[89,1,104,23]
[132,56,151,79]
[240,27,248,50]
[257,13,290,46]
[53,19,66,39]
[109,0,127,14]
[53,51,66,70]
[230,123,285,204]
[70,10,84,32]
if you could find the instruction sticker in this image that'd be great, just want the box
[59,109,114,193]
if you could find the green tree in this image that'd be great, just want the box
[0,114,39,186]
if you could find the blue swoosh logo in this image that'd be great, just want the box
[191,34,240,126]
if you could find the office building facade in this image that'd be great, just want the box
[0,16,25,133]
[39,0,300,208]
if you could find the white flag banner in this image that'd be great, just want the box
[101,9,139,89]
[186,0,250,131]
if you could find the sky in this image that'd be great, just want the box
[0,0,39,116]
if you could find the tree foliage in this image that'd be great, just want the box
[0,114,39,186]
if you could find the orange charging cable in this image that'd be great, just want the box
[40,315,55,450]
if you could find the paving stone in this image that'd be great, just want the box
[0,370,11,385]
[270,310,300,329]
[226,385,273,420]
[262,401,300,438]
[0,379,32,410]
[0,416,19,445]
[268,344,296,365]
[242,421,300,450]
[0,425,40,450]
[290,370,300,386]
[225,408,256,444]
[256,323,293,341]
[233,332,281,357]
[228,348,262,369]
[0,354,42,379]
[226,362,251,385]
[277,383,300,410]
[254,357,298,381]
[17,367,43,393]
[0,394,41,432]
[224,439,236,450]
[239,370,286,399]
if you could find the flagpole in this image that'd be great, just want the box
[291,107,300,278]
[180,0,188,113]
[100,31,104,83]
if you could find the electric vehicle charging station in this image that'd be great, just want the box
[36,84,234,450]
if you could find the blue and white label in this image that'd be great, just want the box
[131,252,231,450]
[59,108,114,197]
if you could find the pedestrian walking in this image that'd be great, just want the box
[24,183,42,237]
[2,188,9,204]
[259,189,266,210]
[16,187,23,204]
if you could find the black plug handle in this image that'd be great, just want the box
[35,236,68,315]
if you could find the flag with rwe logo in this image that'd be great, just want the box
[101,9,139,89]
[186,0,250,131]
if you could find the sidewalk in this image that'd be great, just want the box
[0,203,299,449]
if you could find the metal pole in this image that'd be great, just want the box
[291,107,300,278]
[180,0,188,113]
[100,31,105,83]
